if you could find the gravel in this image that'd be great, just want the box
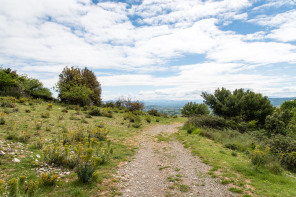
[116,124,235,197]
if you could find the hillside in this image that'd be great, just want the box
[0,96,185,196]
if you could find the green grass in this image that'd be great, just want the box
[0,97,186,196]
[177,128,296,197]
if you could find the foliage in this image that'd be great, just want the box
[7,178,18,197]
[0,67,52,100]
[281,99,296,111]
[202,88,273,125]
[26,180,38,196]
[268,135,296,154]
[181,102,210,117]
[147,109,161,116]
[265,109,292,136]
[0,179,4,196]
[75,163,95,184]
[184,116,226,130]
[89,107,102,116]
[40,173,58,186]
[56,66,101,106]
[251,146,269,167]
[281,152,296,172]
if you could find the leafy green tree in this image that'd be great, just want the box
[57,66,101,106]
[0,67,52,99]
[181,102,210,117]
[202,88,273,125]
[281,99,296,111]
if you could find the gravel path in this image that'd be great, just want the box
[116,124,234,197]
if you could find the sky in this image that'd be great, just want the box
[0,0,296,101]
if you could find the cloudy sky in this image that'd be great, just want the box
[0,0,296,100]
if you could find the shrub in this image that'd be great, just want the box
[47,104,53,110]
[132,122,142,128]
[89,107,101,116]
[1,101,16,108]
[281,152,296,172]
[25,109,31,113]
[26,180,38,196]
[251,146,269,167]
[40,173,58,186]
[41,112,50,118]
[181,102,210,117]
[0,179,4,196]
[0,117,5,125]
[75,163,95,184]
[265,110,292,136]
[147,109,161,116]
[268,135,296,154]
[145,116,151,123]
[7,178,18,197]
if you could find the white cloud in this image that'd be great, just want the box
[0,0,296,100]
[249,9,296,42]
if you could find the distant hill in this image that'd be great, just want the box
[268,97,296,107]
[143,97,296,115]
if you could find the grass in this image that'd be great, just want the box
[177,128,296,197]
[0,97,186,196]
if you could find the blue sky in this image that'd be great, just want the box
[0,0,296,100]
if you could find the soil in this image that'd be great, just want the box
[116,124,235,197]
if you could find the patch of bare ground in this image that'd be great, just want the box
[116,124,236,197]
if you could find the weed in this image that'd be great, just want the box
[7,178,18,197]
[175,183,190,192]
[229,187,243,193]
[41,112,50,118]
[40,173,58,186]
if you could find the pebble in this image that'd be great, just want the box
[12,158,20,163]
[0,150,5,156]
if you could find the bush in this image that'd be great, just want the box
[185,116,226,130]
[265,109,292,136]
[145,116,151,123]
[181,102,210,117]
[251,146,269,167]
[75,163,95,184]
[41,112,50,118]
[0,179,4,196]
[147,109,161,116]
[0,117,5,125]
[89,107,101,116]
[7,178,18,197]
[40,173,58,186]
[268,135,296,154]
[281,152,296,172]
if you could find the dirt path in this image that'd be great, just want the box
[116,124,234,197]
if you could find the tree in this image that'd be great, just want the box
[181,102,210,117]
[202,88,273,125]
[0,67,52,99]
[56,66,101,106]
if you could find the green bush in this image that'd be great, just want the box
[40,173,58,186]
[181,102,210,117]
[147,109,161,116]
[89,107,101,116]
[268,135,296,154]
[251,146,269,167]
[7,178,18,197]
[75,163,95,184]
[185,116,226,130]
[281,152,296,172]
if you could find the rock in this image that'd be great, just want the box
[36,154,40,158]
[12,158,20,163]
[0,150,5,156]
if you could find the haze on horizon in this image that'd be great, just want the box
[0,0,296,101]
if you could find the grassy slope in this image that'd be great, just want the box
[177,128,296,197]
[0,97,186,196]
